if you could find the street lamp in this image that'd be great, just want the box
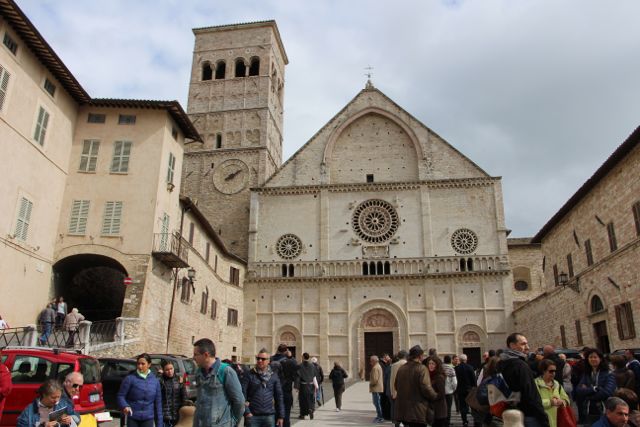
[187,267,196,282]
[558,271,579,293]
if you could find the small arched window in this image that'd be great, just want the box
[216,133,222,149]
[281,264,288,277]
[288,264,295,277]
[235,59,246,78]
[459,259,466,272]
[467,258,474,271]
[376,261,383,275]
[384,261,391,275]
[202,62,213,81]
[215,61,226,79]
[591,295,604,313]
[249,57,260,76]
[362,262,369,276]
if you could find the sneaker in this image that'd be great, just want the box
[336,408,340,412]
[310,412,314,420]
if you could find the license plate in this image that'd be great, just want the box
[90,393,100,403]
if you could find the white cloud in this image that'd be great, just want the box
[17,0,640,236]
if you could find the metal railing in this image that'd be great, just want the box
[152,232,189,267]
[88,320,117,345]
[0,327,31,347]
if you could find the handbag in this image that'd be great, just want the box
[465,386,490,413]
[557,405,578,427]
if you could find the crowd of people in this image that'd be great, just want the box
[1,333,640,427]
[365,334,640,427]
[35,297,85,347]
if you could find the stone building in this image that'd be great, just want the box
[513,127,640,352]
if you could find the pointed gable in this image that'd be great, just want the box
[264,85,489,188]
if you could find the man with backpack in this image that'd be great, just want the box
[192,338,245,427]
[271,344,298,427]
[497,333,549,427]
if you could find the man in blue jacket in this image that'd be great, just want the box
[592,397,629,427]
[241,348,284,427]
[192,338,245,427]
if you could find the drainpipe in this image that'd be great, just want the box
[165,200,189,352]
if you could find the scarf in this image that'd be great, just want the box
[137,370,150,379]
[254,366,272,386]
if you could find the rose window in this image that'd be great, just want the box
[276,234,302,259]
[451,228,478,254]
[352,199,399,243]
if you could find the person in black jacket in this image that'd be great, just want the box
[159,360,185,427]
[454,354,476,427]
[329,361,348,411]
[241,348,284,427]
[270,345,298,427]
[498,333,549,427]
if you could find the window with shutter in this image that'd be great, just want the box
[615,302,636,340]
[560,325,567,348]
[575,320,583,346]
[111,141,132,173]
[633,201,640,237]
[553,264,559,286]
[14,197,33,241]
[33,106,50,146]
[0,65,10,111]
[3,33,18,55]
[167,153,176,184]
[210,299,217,319]
[607,222,617,252]
[584,239,594,266]
[79,140,100,172]
[68,200,90,234]
[159,213,170,251]
[101,201,123,235]
[566,254,574,278]
[227,308,238,326]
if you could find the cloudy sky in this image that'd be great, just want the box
[17,0,640,237]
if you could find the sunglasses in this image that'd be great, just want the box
[71,384,83,388]
[256,357,268,361]
[547,370,557,373]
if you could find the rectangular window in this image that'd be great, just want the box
[607,222,617,252]
[118,114,136,125]
[87,113,106,123]
[553,264,559,286]
[3,33,18,55]
[166,153,176,184]
[188,223,195,245]
[79,140,100,172]
[159,213,170,251]
[575,320,583,346]
[68,200,90,235]
[216,133,222,149]
[111,141,132,173]
[584,239,594,266]
[200,291,208,314]
[205,243,210,263]
[366,174,374,183]
[566,254,574,278]
[227,308,238,326]
[633,201,640,237]
[14,197,33,241]
[210,299,217,319]
[101,201,123,235]
[230,267,240,285]
[180,277,191,303]
[615,302,636,340]
[0,65,10,111]
[560,325,567,348]
[43,78,56,97]
[33,106,50,146]
[214,255,218,273]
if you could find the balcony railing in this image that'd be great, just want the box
[152,232,189,268]
[249,255,508,279]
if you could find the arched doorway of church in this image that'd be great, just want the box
[53,254,127,321]
[360,308,398,380]
[280,331,297,359]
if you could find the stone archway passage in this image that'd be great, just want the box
[53,254,128,321]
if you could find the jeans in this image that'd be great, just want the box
[126,418,154,427]
[246,414,275,427]
[39,322,53,345]
[372,392,383,419]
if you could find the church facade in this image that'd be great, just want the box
[183,21,515,373]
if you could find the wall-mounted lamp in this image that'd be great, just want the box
[187,267,196,282]
[558,271,580,293]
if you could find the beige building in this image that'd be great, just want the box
[0,0,246,357]
[514,127,640,352]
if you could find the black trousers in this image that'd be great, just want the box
[283,389,293,427]
[333,384,345,409]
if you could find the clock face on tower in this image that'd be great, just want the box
[212,159,250,194]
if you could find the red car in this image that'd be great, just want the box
[0,347,105,426]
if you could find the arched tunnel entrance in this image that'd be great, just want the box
[53,254,127,321]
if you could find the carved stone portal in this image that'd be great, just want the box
[462,331,480,342]
[280,331,296,344]
[362,308,398,329]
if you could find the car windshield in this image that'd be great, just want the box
[80,358,101,384]
[182,358,197,375]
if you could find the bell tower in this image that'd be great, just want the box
[183,21,287,260]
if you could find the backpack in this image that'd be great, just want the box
[486,373,521,418]
[217,362,229,385]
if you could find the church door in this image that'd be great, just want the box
[364,331,393,380]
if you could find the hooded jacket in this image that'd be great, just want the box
[497,349,549,427]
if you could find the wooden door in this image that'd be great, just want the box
[593,321,611,354]
[463,347,482,370]
[364,331,393,380]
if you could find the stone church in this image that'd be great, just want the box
[182,20,514,375]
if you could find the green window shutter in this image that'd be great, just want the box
[0,65,10,111]
[15,197,33,241]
